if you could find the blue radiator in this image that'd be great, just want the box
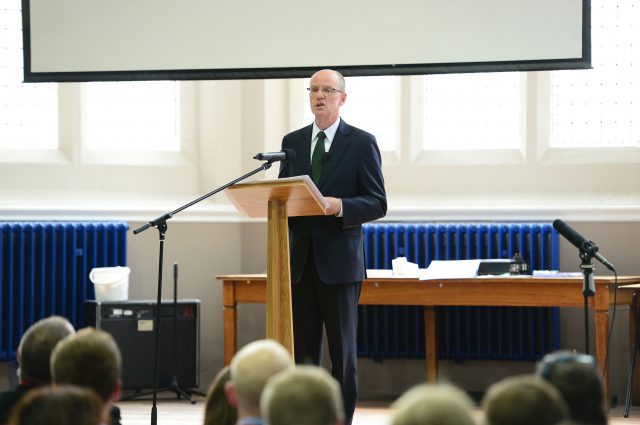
[0,221,128,361]
[359,222,560,362]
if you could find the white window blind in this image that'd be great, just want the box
[422,72,521,150]
[84,81,180,151]
[0,1,58,150]
[550,0,640,148]
[303,76,398,152]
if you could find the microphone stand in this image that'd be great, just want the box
[133,161,275,425]
[167,262,196,404]
[579,249,596,355]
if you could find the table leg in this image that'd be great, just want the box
[631,294,640,405]
[223,281,238,365]
[424,307,438,383]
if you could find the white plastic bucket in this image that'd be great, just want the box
[89,266,130,302]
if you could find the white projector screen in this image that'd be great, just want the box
[22,0,590,82]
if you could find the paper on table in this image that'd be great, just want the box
[419,259,482,280]
[391,257,421,278]
[532,270,582,278]
[366,269,394,278]
[367,269,431,279]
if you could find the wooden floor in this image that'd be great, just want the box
[119,395,640,425]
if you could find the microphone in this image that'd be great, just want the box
[253,149,297,163]
[323,152,330,163]
[552,219,615,271]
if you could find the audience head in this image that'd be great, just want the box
[261,365,344,425]
[51,327,122,409]
[17,316,75,385]
[482,375,569,425]
[391,383,476,425]
[7,385,103,425]
[536,351,607,425]
[226,339,292,418]
[204,365,237,425]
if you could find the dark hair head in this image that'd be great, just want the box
[536,351,607,425]
[18,316,75,384]
[204,366,237,425]
[7,385,103,425]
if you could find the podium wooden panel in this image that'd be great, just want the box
[225,176,328,360]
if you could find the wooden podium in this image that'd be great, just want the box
[224,175,328,359]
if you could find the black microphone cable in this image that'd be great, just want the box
[602,271,619,385]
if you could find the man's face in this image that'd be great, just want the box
[309,70,346,124]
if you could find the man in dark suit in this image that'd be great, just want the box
[0,316,75,425]
[278,69,387,425]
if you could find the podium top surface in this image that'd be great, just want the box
[225,175,329,218]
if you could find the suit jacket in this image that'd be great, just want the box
[279,119,387,284]
[0,383,35,425]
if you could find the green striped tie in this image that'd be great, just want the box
[311,131,326,184]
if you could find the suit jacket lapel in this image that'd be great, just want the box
[298,125,313,177]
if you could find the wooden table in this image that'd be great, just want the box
[216,273,640,396]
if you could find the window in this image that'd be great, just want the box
[422,72,522,151]
[550,0,640,148]
[0,0,58,150]
[84,81,180,151]
[1,3,181,155]
[0,2,192,213]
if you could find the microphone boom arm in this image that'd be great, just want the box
[134,161,272,234]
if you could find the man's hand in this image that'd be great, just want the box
[324,197,342,216]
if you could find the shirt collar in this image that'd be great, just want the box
[312,117,340,142]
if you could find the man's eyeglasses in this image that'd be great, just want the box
[307,87,344,95]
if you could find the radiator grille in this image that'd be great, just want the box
[0,221,128,361]
[359,222,560,362]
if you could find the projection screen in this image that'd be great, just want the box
[22,0,590,82]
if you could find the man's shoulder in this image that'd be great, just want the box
[0,384,32,403]
[0,389,23,424]
[284,125,312,140]
[339,120,375,141]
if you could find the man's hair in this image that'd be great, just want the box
[536,351,607,425]
[312,69,346,92]
[229,339,292,412]
[391,383,476,425]
[7,384,103,425]
[333,70,346,92]
[50,327,122,402]
[17,316,75,384]
[482,375,569,425]
[261,365,344,425]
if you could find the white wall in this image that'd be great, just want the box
[2,78,640,221]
